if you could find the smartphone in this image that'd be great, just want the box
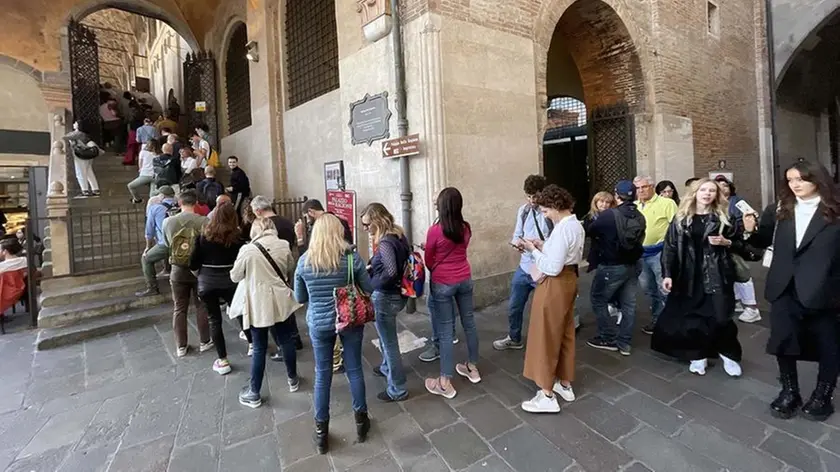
[509,242,524,252]
[735,200,757,217]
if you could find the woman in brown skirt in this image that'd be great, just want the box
[519,185,585,413]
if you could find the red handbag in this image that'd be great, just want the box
[333,253,374,332]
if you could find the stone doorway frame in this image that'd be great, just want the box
[533,0,655,178]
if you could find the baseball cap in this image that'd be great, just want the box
[615,180,636,200]
[158,185,175,197]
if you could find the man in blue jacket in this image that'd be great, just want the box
[585,180,646,355]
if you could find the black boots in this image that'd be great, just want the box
[313,420,329,454]
[314,411,369,454]
[355,410,371,443]
[770,371,802,419]
[802,380,836,422]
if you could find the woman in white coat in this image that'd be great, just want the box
[230,217,302,408]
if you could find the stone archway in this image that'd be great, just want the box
[65,0,200,52]
[534,0,650,135]
[773,0,840,84]
[535,0,651,202]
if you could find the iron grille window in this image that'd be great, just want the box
[225,23,252,134]
[547,96,587,130]
[286,0,340,109]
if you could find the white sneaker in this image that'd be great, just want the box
[199,340,214,353]
[689,359,707,376]
[521,390,561,413]
[720,354,742,377]
[552,382,575,402]
[734,301,745,312]
[176,346,189,358]
[738,307,761,323]
[247,344,253,357]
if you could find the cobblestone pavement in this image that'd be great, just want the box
[2,269,840,471]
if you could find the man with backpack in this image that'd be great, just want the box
[585,180,646,356]
[137,186,179,297]
[493,175,555,351]
[162,189,212,357]
[153,142,182,191]
[197,166,225,210]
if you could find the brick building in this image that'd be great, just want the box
[0,0,814,309]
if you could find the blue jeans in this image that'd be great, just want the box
[250,317,298,394]
[373,292,408,399]
[591,264,639,349]
[310,326,366,422]
[508,267,536,342]
[638,252,666,323]
[431,280,479,377]
[427,296,456,349]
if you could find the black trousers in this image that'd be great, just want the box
[199,287,236,359]
[770,286,840,384]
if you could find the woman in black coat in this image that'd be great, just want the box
[652,178,742,377]
[743,160,840,422]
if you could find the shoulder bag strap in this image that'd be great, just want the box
[531,208,546,241]
[347,253,355,286]
[253,241,290,288]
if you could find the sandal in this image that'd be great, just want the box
[425,377,457,399]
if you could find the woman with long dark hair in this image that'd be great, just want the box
[423,188,481,399]
[651,178,742,377]
[190,202,247,375]
[743,160,840,422]
[656,180,680,206]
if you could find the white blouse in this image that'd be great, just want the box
[795,195,821,247]
[533,215,585,276]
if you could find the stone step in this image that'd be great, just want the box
[38,291,171,329]
[40,267,143,292]
[35,304,170,350]
[39,275,167,308]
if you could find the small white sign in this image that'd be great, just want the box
[194,101,207,112]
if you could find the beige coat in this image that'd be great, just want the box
[229,229,301,329]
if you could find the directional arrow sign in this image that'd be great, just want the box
[382,134,421,159]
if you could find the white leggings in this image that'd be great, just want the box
[74,158,99,192]
[734,279,757,305]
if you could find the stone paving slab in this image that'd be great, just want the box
[5,268,840,471]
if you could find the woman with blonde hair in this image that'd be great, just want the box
[519,185,585,413]
[294,213,373,454]
[361,203,412,402]
[231,217,301,408]
[583,191,621,324]
[651,178,743,377]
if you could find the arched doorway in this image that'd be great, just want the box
[540,0,646,214]
[775,7,840,180]
[63,2,202,146]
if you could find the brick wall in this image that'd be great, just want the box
[652,0,761,202]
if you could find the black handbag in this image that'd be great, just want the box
[72,140,100,160]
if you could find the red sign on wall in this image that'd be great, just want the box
[326,189,357,245]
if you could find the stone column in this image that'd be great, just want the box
[418,14,445,228]
[40,74,73,277]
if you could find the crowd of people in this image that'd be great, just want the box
[132,155,840,456]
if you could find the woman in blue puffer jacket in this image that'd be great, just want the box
[293,213,373,455]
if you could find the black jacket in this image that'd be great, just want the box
[230,168,251,199]
[747,202,840,310]
[586,203,645,268]
[661,213,737,296]
[369,234,410,295]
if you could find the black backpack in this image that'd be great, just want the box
[612,208,646,253]
[198,179,224,208]
[520,207,554,241]
[153,156,181,187]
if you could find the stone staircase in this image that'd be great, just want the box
[36,151,232,349]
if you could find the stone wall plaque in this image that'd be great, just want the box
[349,92,392,146]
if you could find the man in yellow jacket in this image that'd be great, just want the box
[633,175,678,335]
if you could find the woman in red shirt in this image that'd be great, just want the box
[423,188,481,399]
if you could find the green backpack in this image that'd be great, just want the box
[169,225,200,267]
